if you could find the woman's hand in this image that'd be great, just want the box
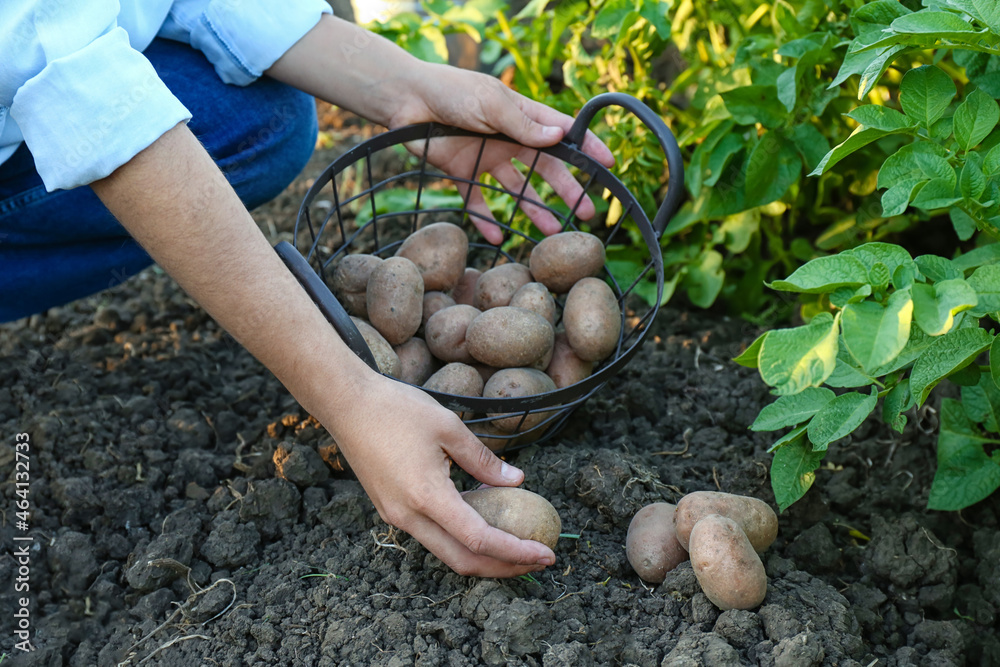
[324,371,556,577]
[389,65,615,244]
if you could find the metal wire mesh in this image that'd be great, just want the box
[293,122,667,452]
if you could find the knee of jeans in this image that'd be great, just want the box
[227,86,318,210]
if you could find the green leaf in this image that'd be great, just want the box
[825,355,878,388]
[751,388,837,432]
[952,243,1000,271]
[767,424,808,454]
[927,398,1000,511]
[876,142,953,190]
[912,279,979,336]
[968,265,1000,316]
[638,1,671,39]
[985,144,1000,175]
[881,180,924,217]
[950,362,983,386]
[789,124,832,172]
[721,86,789,129]
[849,1,912,41]
[684,250,725,308]
[870,323,936,375]
[759,313,840,395]
[911,177,961,210]
[890,11,979,36]
[807,387,879,450]
[893,262,918,290]
[847,105,916,132]
[961,156,987,201]
[830,284,873,308]
[993,335,1000,389]
[945,0,1000,34]
[719,210,760,253]
[899,65,957,128]
[770,255,870,293]
[963,373,1000,432]
[915,255,963,282]
[703,134,744,187]
[841,288,914,372]
[882,378,913,433]
[771,435,826,512]
[745,134,801,208]
[955,89,1000,151]
[951,208,978,241]
[858,45,909,100]
[810,123,916,177]
[910,327,994,405]
[733,332,766,368]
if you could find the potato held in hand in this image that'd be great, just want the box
[563,277,621,362]
[463,487,561,550]
[689,514,767,610]
[366,257,424,345]
[394,222,468,291]
[674,491,778,553]
[529,231,605,294]
[626,503,688,583]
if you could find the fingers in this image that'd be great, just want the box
[490,162,563,237]
[514,95,615,168]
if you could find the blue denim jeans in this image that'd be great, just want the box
[0,38,318,322]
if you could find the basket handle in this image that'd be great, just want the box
[274,241,380,372]
[563,92,685,237]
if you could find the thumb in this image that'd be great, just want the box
[447,429,525,488]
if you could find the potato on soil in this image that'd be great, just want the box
[474,263,532,310]
[394,222,468,291]
[422,291,456,327]
[509,282,556,325]
[466,307,554,369]
[351,317,401,378]
[673,491,778,553]
[366,257,424,345]
[451,268,481,306]
[626,503,688,584]
[422,362,484,418]
[463,487,561,550]
[563,277,621,362]
[424,305,481,364]
[529,231,605,293]
[331,254,383,318]
[689,514,767,610]
[483,368,556,432]
[545,332,594,388]
[393,337,437,386]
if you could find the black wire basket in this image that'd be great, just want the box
[275,92,684,453]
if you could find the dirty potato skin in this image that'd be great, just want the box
[528,231,605,293]
[422,363,484,421]
[366,257,424,345]
[689,514,767,610]
[394,222,468,291]
[424,305,481,364]
[421,291,456,327]
[483,368,556,432]
[451,267,481,306]
[474,263,532,311]
[392,337,437,386]
[563,277,621,362]
[463,487,561,550]
[331,254,383,318]
[674,491,778,553]
[466,307,554,369]
[545,331,594,388]
[509,282,556,325]
[626,503,688,583]
[350,317,401,378]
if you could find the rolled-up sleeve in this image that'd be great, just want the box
[160,0,331,86]
[3,2,191,191]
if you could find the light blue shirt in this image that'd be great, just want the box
[1,0,331,191]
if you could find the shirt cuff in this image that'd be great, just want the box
[187,0,331,86]
[11,27,191,191]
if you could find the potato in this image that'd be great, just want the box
[563,277,621,362]
[466,307,554,369]
[422,291,456,327]
[689,514,767,610]
[530,342,554,372]
[463,487,561,550]
[351,317,401,378]
[452,268,481,306]
[509,282,556,326]
[545,332,594,388]
[673,492,778,553]
[626,503,688,583]
[331,254,383,318]
[473,363,498,384]
[474,263,532,310]
[423,363,484,419]
[393,337,437,386]
[424,305,481,364]
[529,231,605,293]
[483,368,556,432]
[395,222,468,291]
[366,257,424,345]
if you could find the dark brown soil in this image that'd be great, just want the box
[2,106,998,667]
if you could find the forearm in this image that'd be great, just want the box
[265,14,432,128]
[90,123,373,426]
